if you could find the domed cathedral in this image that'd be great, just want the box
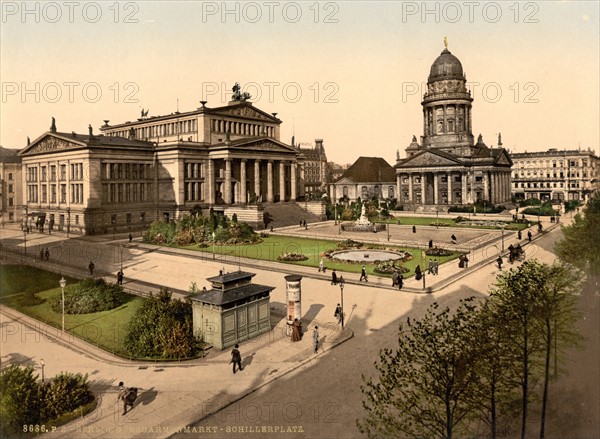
[395,40,513,209]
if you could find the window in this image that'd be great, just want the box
[388,186,394,198]
[343,186,348,197]
[8,198,13,206]
[126,213,132,223]
[60,165,66,180]
[8,173,12,180]
[8,184,13,193]
[75,215,79,225]
[41,185,47,203]
[475,176,483,182]
[41,167,47,181]
[60,185,67,203]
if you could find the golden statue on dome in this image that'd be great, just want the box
[444,36,448,49]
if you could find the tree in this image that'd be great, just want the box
[532,262,583,439]
[0,365,40,435]
[125,288,197,358]
[358,299,480,439]
[555,191,600,275]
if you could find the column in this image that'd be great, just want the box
[483,171,489,203]
[396,174,401,202]
[201,161,207,201]
[240,159,247,204]
[461,172,467,204]
[254,160,260,200]
[291,162,297,201]
[447,172,452,204]
[207,159,215,204]
[423,109,427,136]
[224,159,232,204]
[421,172,426,204]
[433,173,439,204]
[299,164,305,196]
[267,161,274,202]
[408,174,414,202]
[279,161,285,202]
[443,105,447,133]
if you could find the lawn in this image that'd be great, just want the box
[0,265,144,358]
[374,216,529,230]
[183,235,461,279]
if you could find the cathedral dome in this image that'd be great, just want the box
[428,48,464,83]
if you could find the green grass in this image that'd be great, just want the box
[0,265,144,357]
[373,216,529,231]
[183,235,460,278]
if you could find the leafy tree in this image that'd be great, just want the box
[0,365,40,435]
[358,299,480,439]
[124,288,197,359]
[555,191,600,275]
[42,372,94,421]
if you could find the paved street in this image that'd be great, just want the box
[1,213,597,439]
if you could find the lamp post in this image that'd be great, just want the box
[387,222,390,241]
[338,275,345,329]
[120,244,123,272]
[59,277,67,333]
[40,358,45,384]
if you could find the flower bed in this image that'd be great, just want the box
[374,261,411,274]
[337,239,364,249]
[277,253,309,262]
[426,247,453,257]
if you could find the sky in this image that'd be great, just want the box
[1,1,598,165]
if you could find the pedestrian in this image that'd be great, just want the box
[88,261,95,276]
[313,325,319,354]
[527,230,532,242]
[128,232,133,243]
[331,269,338,286]
[300,220,303,227]
[117,381,136,416]
[291,318,301,342]
[44,248,49,261]
[412,225,416,234]
[433,259,439,275]
[318,259,324,272]
[427,259,434,274]
[415,265,422,280]
[428,239,433,248]
[117,270,124,285]
[458,255,464,268]
[397,273,404,290]
[334,303,343,325]
[463,255,469,268]
[231,344,243,373]
[538,222,543,232]
[517,230,522,240]
[451,234,457,244]
[359,266,368,282]
[392,270,398,287]
[496,256,503,270]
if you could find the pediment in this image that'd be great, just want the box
[213,105,275,122]
[334,177,354,184]
[21,134,84,155]
[495,151,512,165]
[240,140,296,153]
[400,151,461,167]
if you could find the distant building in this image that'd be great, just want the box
[0,147,22,225]
[330,156,396,203]
[510,148,599,202]
[395,44,512,207]
[293,138,328,198]
[328,162,351,184]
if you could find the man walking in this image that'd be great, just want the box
[397,272,404,290]
[359,266,368,282]
[496,256,503,270]
[313,325,320,354]
[128,233,133,243]
[117,382,130,415]
[231,344,243,374]
[334,304,343,325]
[527,230,532,242]
[517,230,522,240]
[117,270,124,285]
[88,261,95,276]
[331,269,338,286]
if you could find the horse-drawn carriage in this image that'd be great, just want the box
[508,245,525,263]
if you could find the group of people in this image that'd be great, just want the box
[39,247,50,261]
[427,259,440,275]
[391,270,404,289]
[508,243,525,263]
[458,254,469,268]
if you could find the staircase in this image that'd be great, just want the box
[263,203,324,229]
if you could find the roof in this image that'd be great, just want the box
[19,132,155,156]
[206,271,255,284]
[0,147,22,163]
[190,283,273,306]
[429,48,465,83]
[336,157,396,183]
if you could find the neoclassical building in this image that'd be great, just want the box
[395,44,512,207]
[19,93,310,234]
[330,156,396,203]
[511,148,599,202]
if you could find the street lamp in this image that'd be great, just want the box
[59,277,67,333]
[338,275,345,329]
[40,358,45,384]
[212,231,216,260]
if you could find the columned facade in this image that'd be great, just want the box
[395,44,513,207]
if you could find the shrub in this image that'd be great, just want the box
[42,372,94,421]
[50,278,124,314]
[124,288,198,359]
[338,239,363,249]
[277,253,309,262]
[426,247,453,256]
[519,198,542,207]
[374,261,410,274]
[0,365,41,435]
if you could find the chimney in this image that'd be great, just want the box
[315,138,324,152]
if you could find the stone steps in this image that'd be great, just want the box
[263,203,323,229]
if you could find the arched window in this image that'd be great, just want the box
[361,186,368,199]
[388,186,394,198]
[343,186,348,197]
